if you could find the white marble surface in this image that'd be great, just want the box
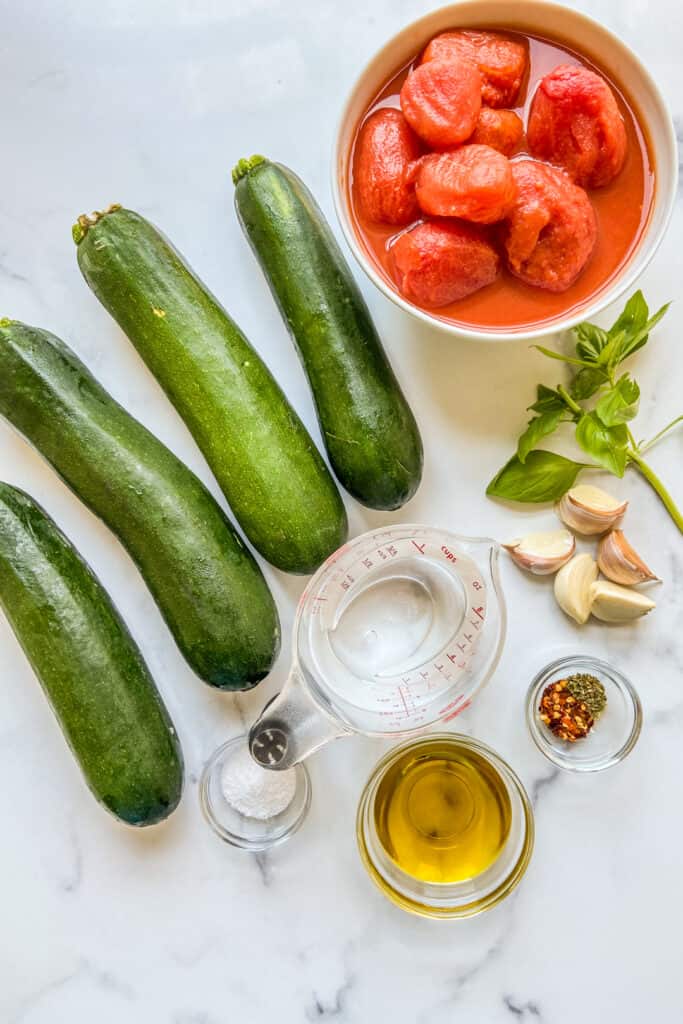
[1,1,682,1020]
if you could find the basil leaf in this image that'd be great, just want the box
[597,329,626,368]
[595,374,640,426]
[575,412,629,477]
[533,346,591,367]
[606,292,670,366]
[617,302,670,362]
[574,322,609,362]
[611,290,648,337]
[528,384,565,413]
[517,410,563,463]
[487,450,585,503]
[571,366,608,400]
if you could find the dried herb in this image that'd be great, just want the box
[565,673,607,718]
[539,679,594,742]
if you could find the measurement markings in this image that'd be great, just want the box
[398,687,410,716]
[444,698,471,722]
[438,694,464,716]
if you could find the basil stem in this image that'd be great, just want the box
[628,450,683,533]
[639,415,683,453]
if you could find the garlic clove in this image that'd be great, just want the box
[503,529,575,575]
[589,580,656,622]
[597,530,659,586]
[557,484,628,536]
[553,553,598,624]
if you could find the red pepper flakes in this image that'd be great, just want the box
[539,678,594,742]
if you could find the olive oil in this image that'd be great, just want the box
[373,738,512,884]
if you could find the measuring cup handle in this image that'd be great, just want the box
[249,667,349,770]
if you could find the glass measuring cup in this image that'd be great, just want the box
[249,525,506,770]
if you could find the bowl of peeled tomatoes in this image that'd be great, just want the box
[332,0,677,340]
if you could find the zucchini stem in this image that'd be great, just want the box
[71,203,122,244]
[232,155,268,186]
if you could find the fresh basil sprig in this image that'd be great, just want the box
[487,291,683,533]
[489,450,586,502]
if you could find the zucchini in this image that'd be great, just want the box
[0,319,279,690]
[0,483,183,826]
[73,206,347,574]
[232,156,423,511]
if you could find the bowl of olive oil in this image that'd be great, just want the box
[356,734,533,918]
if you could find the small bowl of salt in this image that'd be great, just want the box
[200,734,311,850]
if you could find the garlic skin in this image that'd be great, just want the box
[557,484,628,536]
[597,530,659,586]
[553,553,599,624]
[589,581,656,622]
[503,529,575,575]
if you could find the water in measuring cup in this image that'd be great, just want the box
[328,559,466,680]
[302,531,487,732]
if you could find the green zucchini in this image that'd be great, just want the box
[0,319,279,690]
[73,206,347,575]
[0,483,183,826]
[232,156,423,511]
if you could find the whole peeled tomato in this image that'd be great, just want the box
[421,30,529,108]
[354,108,422,225]
[503,160,597,292]
[389,219,500,307]
[471,107,524,156]
[400,59,482,149]
[527,64,627,188]
[414,145,516,224]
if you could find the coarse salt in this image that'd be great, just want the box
[221,744,296,820]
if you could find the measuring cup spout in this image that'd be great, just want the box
[249,667,350,770]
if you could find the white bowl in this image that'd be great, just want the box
[332,0,677,341]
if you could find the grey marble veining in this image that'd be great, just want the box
[0,1,681,1021]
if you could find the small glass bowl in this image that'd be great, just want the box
[356,733,534,919]
[526,655,642,773]
[199,735,311,851]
